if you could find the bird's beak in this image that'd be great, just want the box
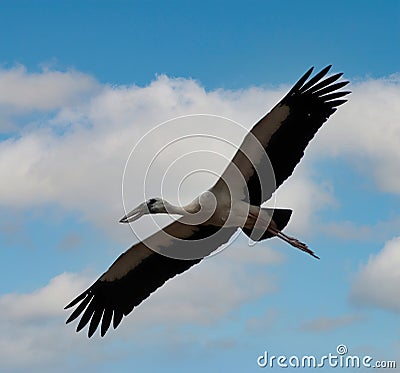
[119,203,147,223]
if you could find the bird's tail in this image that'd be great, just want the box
[242,208,292,241]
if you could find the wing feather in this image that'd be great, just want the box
[65,220,236,337]
[321,91,351,101]
[101,308,113,337]
[314,81,349,96]
[304,72,343,93]
[212,65,350,205]
[88,307,104,338]
[299,65,332,92]
[65,293,92,324]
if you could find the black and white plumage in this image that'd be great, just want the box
[65,66,350,337]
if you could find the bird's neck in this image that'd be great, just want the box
[166,204,188,215]
[160,200,200,215]
[153,201,186,216]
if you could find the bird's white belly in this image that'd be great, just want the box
[207,200,261,229]
[193,192,272,230]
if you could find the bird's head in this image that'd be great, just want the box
[119,197,168,223]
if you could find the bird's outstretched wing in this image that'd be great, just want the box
[65,221,236,337]
[211,65,350,206]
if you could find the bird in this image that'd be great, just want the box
[65,65,350,337]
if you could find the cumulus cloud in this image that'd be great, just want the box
[71,238,280,334]
[0,65,99,113]
[0,272,95,371]
[271,166,336,235]
[0,272,90,322]
[0,65,333,240]
[1,65,398,252]
[0,239,279,370]
[350,236,400,312]
[121,259,275,330]
[311,74,400,194]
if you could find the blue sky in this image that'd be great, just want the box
[0,1,400,372]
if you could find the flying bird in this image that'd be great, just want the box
[65,65,350,337]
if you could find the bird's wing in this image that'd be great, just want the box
[65,220,236,337]
[211,65,350,206]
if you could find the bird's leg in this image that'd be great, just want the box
[267,226,320,259]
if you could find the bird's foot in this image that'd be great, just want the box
[267,226,320,259]
[287,237,319,259]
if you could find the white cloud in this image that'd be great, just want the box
[272,166,336,235]
[0,272,89,321]
[0,272,95,371]
[87,238,280,332]
[0,65,99,112]
[311,74,400,194]
[0,239,279,370]
[122,259,275,329]
[1,66,398,241]
[0,66,333,241]
[221,238,285,264]
[350,236,400,312]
